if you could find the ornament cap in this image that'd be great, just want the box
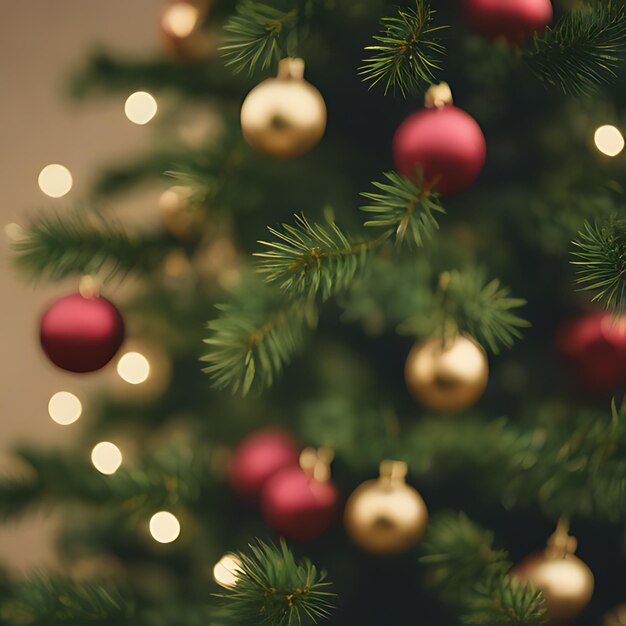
[79,275,101,299]
[379,460,408,483]
[545,517,578,559]
[425,82,453,109]
[277,57,305,80]
[300,447,334,482]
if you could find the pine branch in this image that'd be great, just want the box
[255,214,370,300]
[572,218,626,314]
[12,211,176,281]
[218,539,335,626]
[220,1,297,74]
[524,0,626,96]
[202,277,317,395]
[359,0,447,96]
[360,171,445,248]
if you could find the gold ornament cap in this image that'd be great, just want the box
[299,447,334,482]
[424,82,453,109]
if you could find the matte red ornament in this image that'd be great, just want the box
[461,0,552,43]
[392,86,486,196]
[229,429,300,502]
[261,466,338,542]
[40,293,125,373]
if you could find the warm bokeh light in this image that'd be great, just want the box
[91,441,123,475]
[117,351,150,384]
[38,164,73,197]
[124,91,158,125]
[48,391,82,425]
[594,124,624,157]
[149,511,181,543]
[162,2,199,38]
[213,553,243,588]
[4,222,24,242]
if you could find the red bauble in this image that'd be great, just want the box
[461,0,552,43]
[229,429,300,502]
[40,293,125,373]
[392,104,486,196]
[261,466,338,541]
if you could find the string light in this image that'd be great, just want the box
[124,91,158,125]
[48,391,82,425]
[161,2,199,38]
[91,442,123,475]
[38,164,73,198]
[149,511,181,543]
[594,125,624,157]
[213,553,243,588]
[117,351,150,384]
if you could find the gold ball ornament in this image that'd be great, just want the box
[344,461,428,555]
[405,334,488,412]
[240,58,327,159]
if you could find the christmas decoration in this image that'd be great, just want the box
[344,460,427,554]
[556,312,626,393]
[158,186,204,241]
[240,58,327,159]
[462,0,552,43]
[512,521,594,622]
[40,291,125,373]
[160,0,212,60]
[392,82,486,196]
[229,429,300,502]
[261,448,338,541]
[405,334,489,412]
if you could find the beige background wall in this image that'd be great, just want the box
[0,0,163,571]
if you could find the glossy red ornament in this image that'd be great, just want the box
[229,429,300,502]
[261,466,338,541]
[461,0,552,43]
[40,293,125,373]
[393,102,486,196]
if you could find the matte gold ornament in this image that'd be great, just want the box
[158,186,204,241]
[405,334,488,412]
[512,521,594,623]
[240,58,327,159]
[344,460,428,554]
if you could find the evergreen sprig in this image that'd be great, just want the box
[572,218,626,314]
[359,0,447,96]
[524,0,626,96]
[255,214,370,300]
[220,1,297,74]
[360,171,445,247]
[218,539,335,626]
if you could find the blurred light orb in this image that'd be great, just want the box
[38,164,73,198]
[124,91,158,125]
[594,125,624,157]
[213,553,243,588]
[162,2,199,38]
[48,391,82,425]
[117,351,150,384]
[91,441,123,475]
[149,511,181,543]
[4,222,24,242]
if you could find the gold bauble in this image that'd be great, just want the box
[404,334,488,412]
[344,461,428,555]
[512,552,594,622]
[240,58,326,159]
[158,186,204,241]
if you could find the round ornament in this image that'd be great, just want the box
[40,292,125,373]
[344,461,428,555]
[462,0,553,43]
[405,334,489,412]
[261,448,338,541]
[229,429,300,502]
[392,82,486,196]
[240,58,327,159]
[158,186,204,241]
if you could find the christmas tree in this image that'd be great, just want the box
[3,1,626,625]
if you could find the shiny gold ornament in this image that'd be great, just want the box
[512,521,594,623]
[344,460,428,555]
[405,334,488,412]
[240,58,327,159]
[158,186,204,241]
[605,604,626,626]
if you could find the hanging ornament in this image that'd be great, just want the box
[160,0,212,60]
[461,0,552,43]
[158,186,204,241]
[556,312,626,393]
[344,460,428,555]
[512,520,594,622]
[261,448,338,541]
[40,284,125,373]
[240,58,327,159]
[405,334,489,412]
[392,82,486,196]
